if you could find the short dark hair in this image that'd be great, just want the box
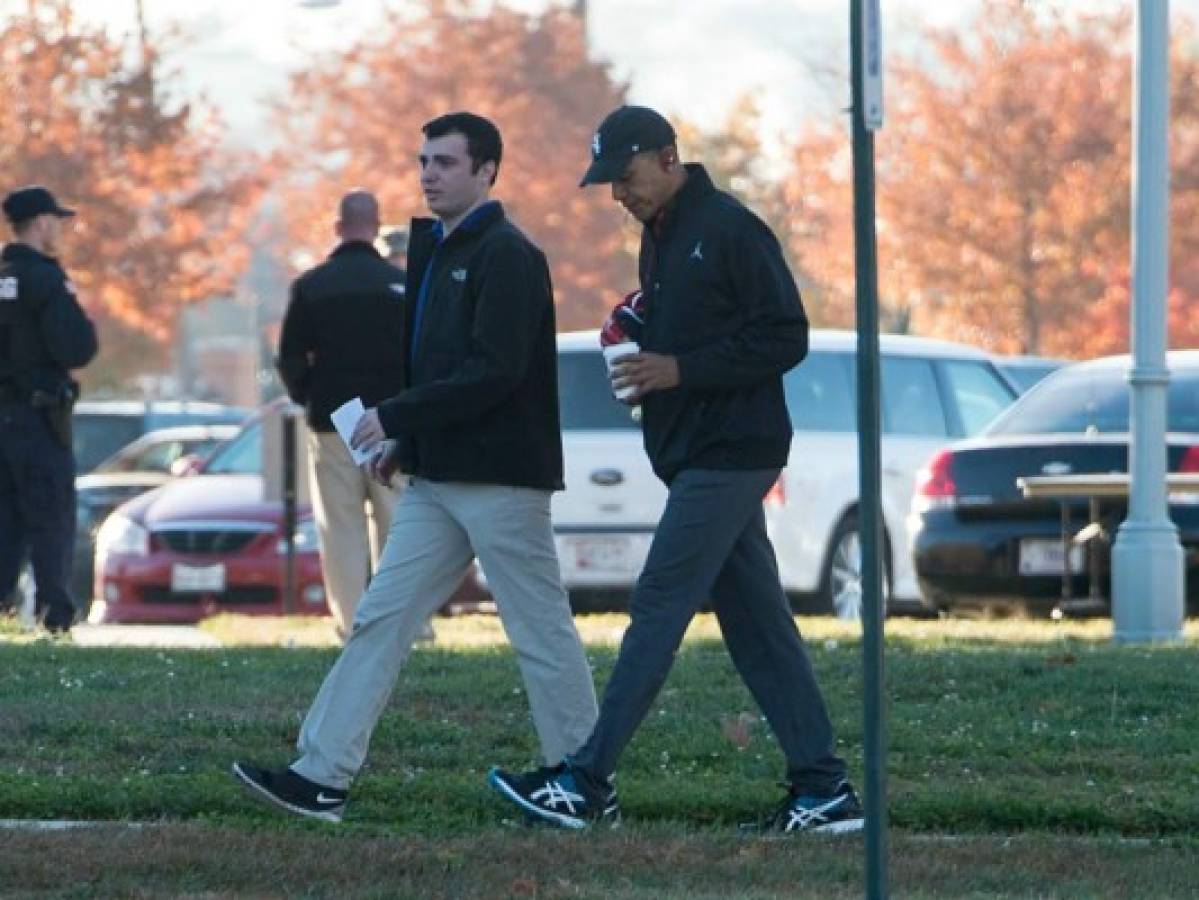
[422,112,503,185]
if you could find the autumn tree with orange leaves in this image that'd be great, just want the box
[676,98,811,265]
[273,1,632,330]
[782,0,1199,357]
[0,1,260,388]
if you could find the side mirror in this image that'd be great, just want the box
[169,453,203,477]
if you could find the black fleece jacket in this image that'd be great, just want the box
[377,202,564,491]
[635,164,809,484]
[276,241,406,432]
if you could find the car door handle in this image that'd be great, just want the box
[590,468,624,486]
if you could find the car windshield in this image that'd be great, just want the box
[203,421,263,474]
[95,435,225,474]
[558,350,640,430]
[986,366,1199,436]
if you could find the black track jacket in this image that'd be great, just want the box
[636,164,808,484]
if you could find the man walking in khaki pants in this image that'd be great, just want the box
[232,112,599,823]
[275,190,406,639]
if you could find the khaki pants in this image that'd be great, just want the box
[292,478,599,790]
[307,430,398,638]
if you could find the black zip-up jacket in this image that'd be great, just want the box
[277,241,407,432]
[636,164,808,484]
[0,243,97,397]
[376,202,564,491]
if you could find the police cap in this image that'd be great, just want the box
[2,186,76,226]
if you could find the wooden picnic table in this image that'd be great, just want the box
[1015,473,1199,610]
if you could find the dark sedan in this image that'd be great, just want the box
[910,351,1199,615]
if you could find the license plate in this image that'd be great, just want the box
[1018,540,1083,576]
[170,563,226,593]
[567,536,635,574]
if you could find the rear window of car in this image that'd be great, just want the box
[999,361,1063,393]
[558,350,640,430]
[987,367,1199,435]
[938,359,1016,436]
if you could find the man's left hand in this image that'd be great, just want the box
[611,352,680,403]
[351,408,386,452]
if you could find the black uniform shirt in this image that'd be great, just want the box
[0,243,98,395]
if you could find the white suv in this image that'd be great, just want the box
[552,329,1018,617]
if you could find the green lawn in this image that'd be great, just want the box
[2,615,1198,898]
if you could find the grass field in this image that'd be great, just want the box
[2,614,1198,898]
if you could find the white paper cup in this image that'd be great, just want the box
[603,342,640,400]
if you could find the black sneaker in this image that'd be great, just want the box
[231,761,347,823]
[487,763,616,830]
[748,780,864,835]
[42,608,74,636]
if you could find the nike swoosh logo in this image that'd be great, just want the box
[315,792,343,805]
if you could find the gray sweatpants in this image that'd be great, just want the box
[292,478,598,790]
[570,467,847,795]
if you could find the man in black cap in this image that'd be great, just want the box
[489,106,863,834]
[0,186,98,634]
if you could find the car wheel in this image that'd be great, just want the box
[819,514,891,621]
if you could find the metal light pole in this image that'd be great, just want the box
[851,1,887,897]
[1111,0,1183,643]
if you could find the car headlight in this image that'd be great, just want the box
[94,513,150,558]
[278,517,320,554]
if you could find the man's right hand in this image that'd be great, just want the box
[367,440,401,486]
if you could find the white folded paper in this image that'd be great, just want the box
[330,397,377,466]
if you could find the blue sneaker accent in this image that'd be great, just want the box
[767,780,864,834]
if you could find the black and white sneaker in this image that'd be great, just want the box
[747,780,865,835]
[231,761,347,823]
[488,763,616,830]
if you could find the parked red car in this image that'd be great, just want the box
[89,413,327,624]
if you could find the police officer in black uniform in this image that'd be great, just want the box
[0,186,98,633]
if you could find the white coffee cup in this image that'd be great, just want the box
[603,341,640,401]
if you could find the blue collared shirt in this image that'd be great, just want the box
[409,201,500,357]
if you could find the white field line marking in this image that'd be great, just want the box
[0,820,154,831]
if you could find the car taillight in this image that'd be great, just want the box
[765,474,786,507]
[1180,446,1199,473]
[912,450,956,511]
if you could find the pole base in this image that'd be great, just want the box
[1111,521,1184,643]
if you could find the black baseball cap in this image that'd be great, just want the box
[2,186,76,225]
[579,105,677,187]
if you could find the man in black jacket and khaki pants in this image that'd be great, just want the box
[276,190,406,639]
[490,106,863,835]
[233,112,598,823]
